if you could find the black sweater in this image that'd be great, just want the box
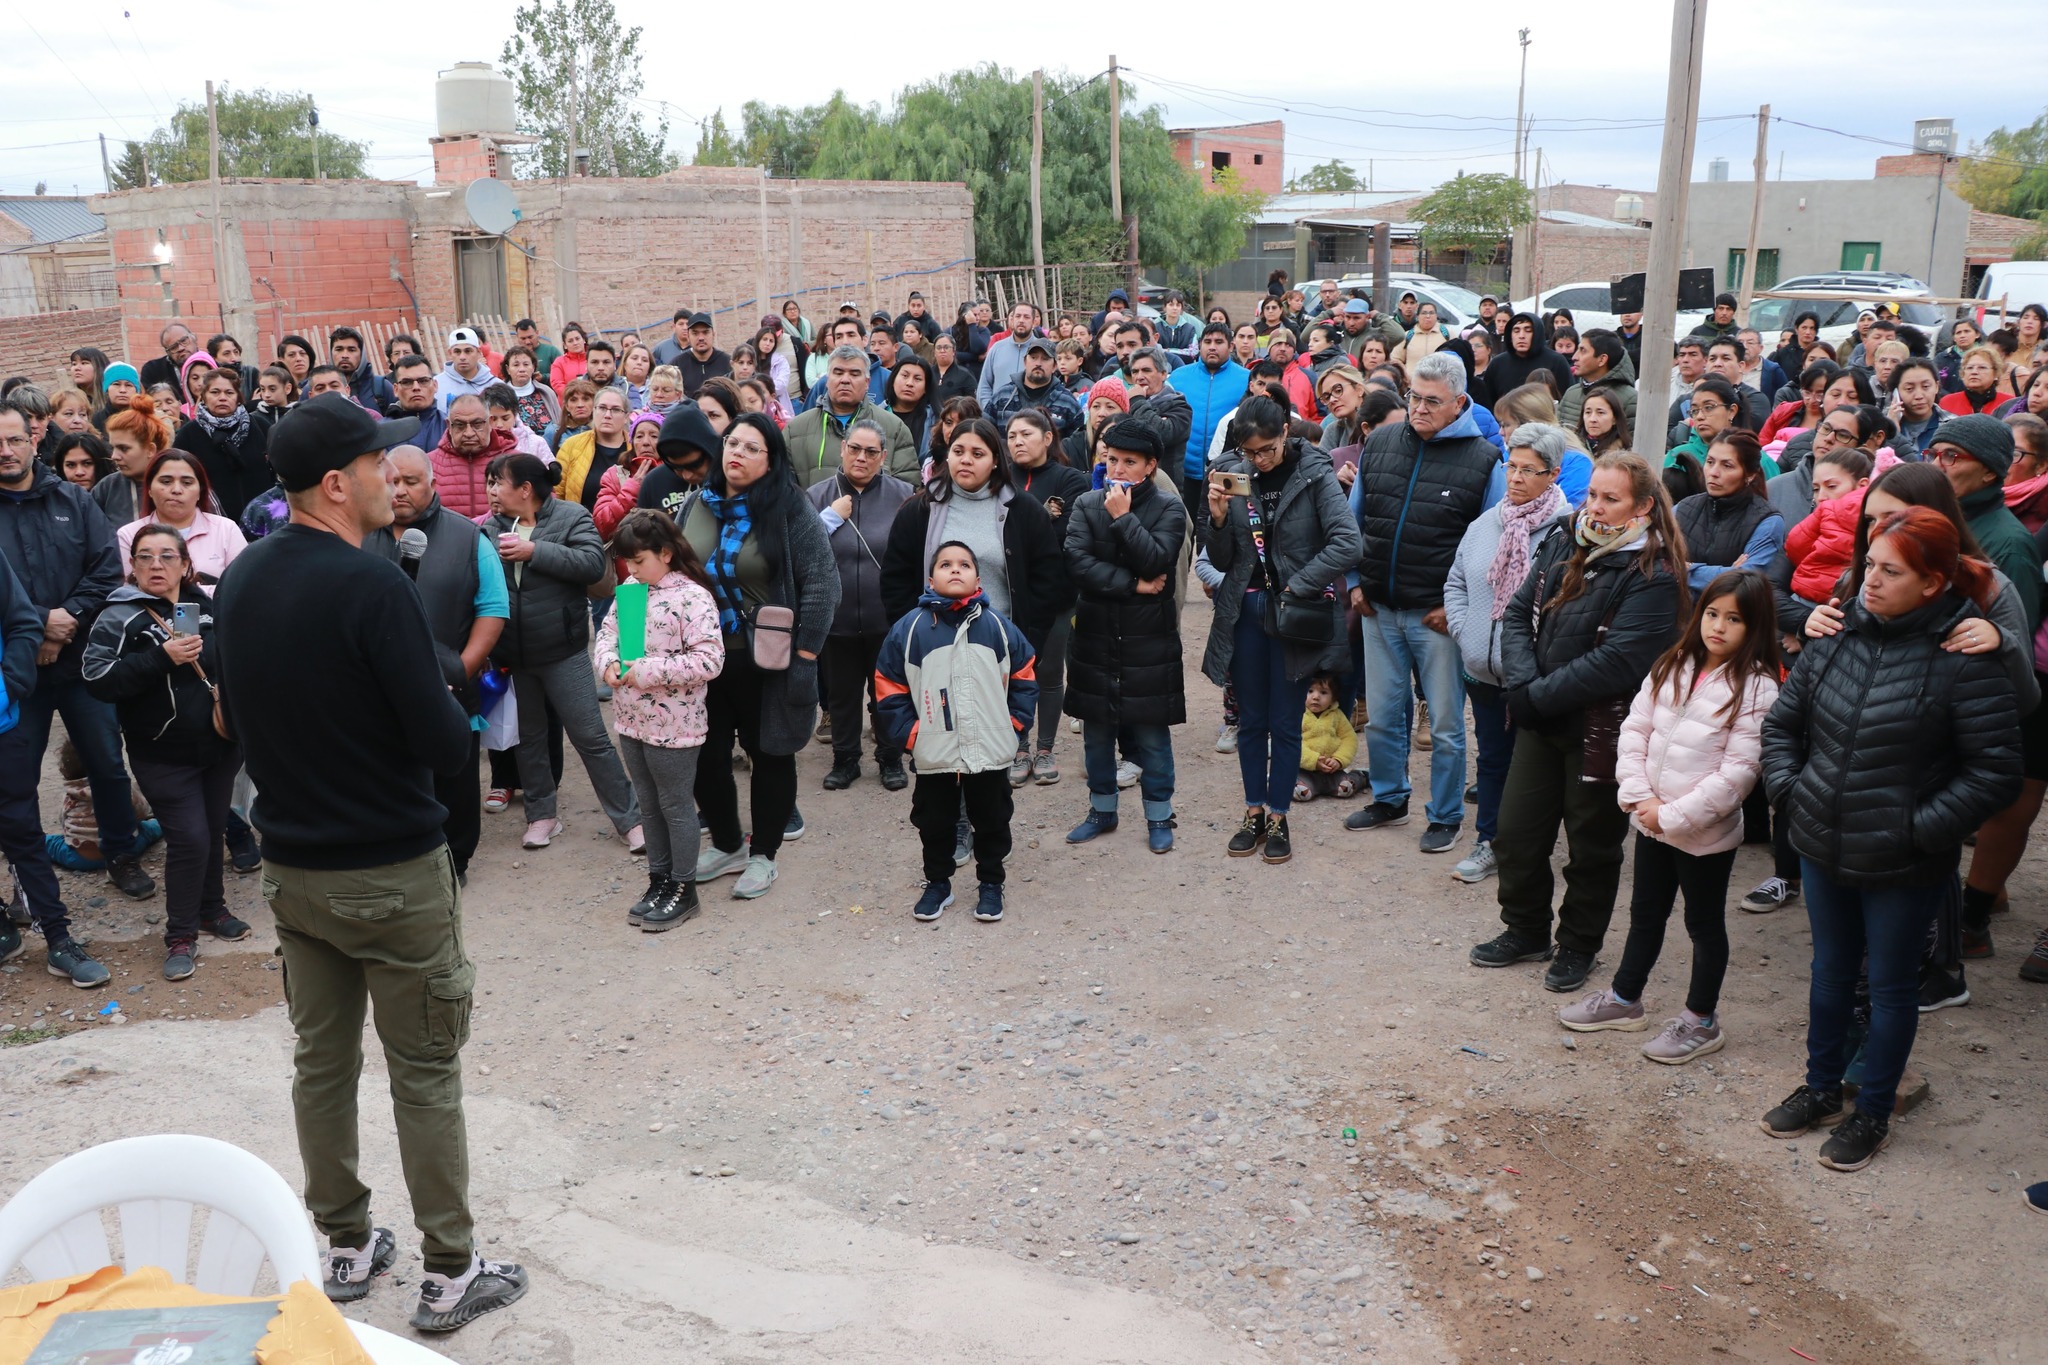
[213,524,471,870]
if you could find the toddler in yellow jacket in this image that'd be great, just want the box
[1295,674,1365,801]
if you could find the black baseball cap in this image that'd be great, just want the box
[268,393,421,493]
[687,311,713,329]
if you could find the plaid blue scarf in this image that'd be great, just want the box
[697,486,753,636]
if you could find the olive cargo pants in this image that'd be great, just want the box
[264,845,476,1272]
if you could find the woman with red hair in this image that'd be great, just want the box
[1759,505,2022,1172]
[98,395,171,529]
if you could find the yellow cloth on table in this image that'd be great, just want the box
[0,1264,372,1365]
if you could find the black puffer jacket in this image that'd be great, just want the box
[172,411,273,521]
[483,496,605,669]
[1062,479,1189,726]
[1203,443,1363,683]
[1500,523,1683,731]
[1762,592,2022,886]
[1673,488,1775,573]
[1350,409,1500,610]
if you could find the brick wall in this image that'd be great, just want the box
[1533,225,1650,295]
[1170,122,1286,196]
[0,306,126,385]
[1875,153,1952,179]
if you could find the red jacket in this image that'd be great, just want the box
[1280,360,1319,422]
[1786,488,1863,603]
[429,428,516,520]
[591,458,660,578]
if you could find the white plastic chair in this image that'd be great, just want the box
[0,1135,457,1365]
[0,1135,320,1293]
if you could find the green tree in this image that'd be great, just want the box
[1416,172,1532,255]
[108,140,153,191]
[1957,110,2048,217]
[758,66,1254,273]
[131,88,367,183]
[693,109,741,167]
[500,0,676,178]
[1288,159,1362,193]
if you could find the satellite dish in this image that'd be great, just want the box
[465,178,521,236]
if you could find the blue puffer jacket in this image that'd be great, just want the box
[1167,359,1251,481]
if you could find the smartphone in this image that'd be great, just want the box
[1217,471,1252,497]
[170,602,199,637]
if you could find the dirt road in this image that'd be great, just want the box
[4,642,2041,1363]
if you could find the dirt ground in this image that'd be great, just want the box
[3,620,2044,1364]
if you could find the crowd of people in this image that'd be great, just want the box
[3,278,2047,1312]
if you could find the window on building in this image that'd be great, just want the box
[1313,233,1342,265]
[455,237,506,321]
[1211,151,1233,171]
[1253,154,1264,165]
[1841,241,1882,271]
[1729,247,1783,292]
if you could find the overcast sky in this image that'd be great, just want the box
[5,0,2039,202]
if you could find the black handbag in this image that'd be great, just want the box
[1243,474,1335,646]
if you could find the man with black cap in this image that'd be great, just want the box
[986,337,1084,436]
[213,393,528,1334]
[675,313,731,398]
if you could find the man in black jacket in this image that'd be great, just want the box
[0,488,104,986]
[675,312,732,397]
[638,403,721,518]
[330,326,395,414]
[0,405,153,916]
[1344,353,1506,853]
[374,446,508,882]
[139,322,198,401]
[987,338,1083,437]
[214,394,527,1333]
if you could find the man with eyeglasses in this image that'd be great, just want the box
[788,345,915,490]
[806,417,916,792]
[0,404,135,984]
[1344,352,1506,855]
[428,394,516,520]
[140,322,198,402]
[385,353,446,452]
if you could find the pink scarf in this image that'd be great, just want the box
[1486,484,1567,620]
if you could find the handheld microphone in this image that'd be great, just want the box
[398,526,428,580]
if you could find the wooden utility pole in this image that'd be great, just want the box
[567,63,580,175]
[1634,0,1709,452]
[98,134,113,192]
[1512,29,1531,184]
[1031,69,1046,311]
[1108,56,1122,221]
[1736,103,1770,323]
[756,165,771,321]
[206,80,226,331]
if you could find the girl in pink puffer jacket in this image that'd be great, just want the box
[594,510,726,931]
[1558,569,1782,1065]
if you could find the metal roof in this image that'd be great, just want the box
[1256,190,1422,226]
[1538,208,1645,231]
[0,197,106,245]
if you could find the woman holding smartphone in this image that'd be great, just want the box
[81,524,249,983]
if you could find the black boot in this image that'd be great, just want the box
[641,879,701,931]
[627,874,670,926]
[823,757,860,790]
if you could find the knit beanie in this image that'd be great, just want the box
[1937,413,2014,478]
[1087,376,1130,413]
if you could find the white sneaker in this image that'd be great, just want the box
[520,818,562,849]
[695,839,750,880]
[1069,717,1082,734]
[626,825,646,855]
[732,855,778,899]
[1452,839,1497,883]
[1116,759,1141,789]
[1214,723,1239,753]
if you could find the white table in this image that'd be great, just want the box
[349,1318,460,1363]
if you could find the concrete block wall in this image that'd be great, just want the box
[0,306,126,385]
[1534,225,1650,294]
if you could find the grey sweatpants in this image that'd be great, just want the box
[618,735,701,881]
[513,654,641,833]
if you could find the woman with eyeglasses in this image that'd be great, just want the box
[81,523,249,983]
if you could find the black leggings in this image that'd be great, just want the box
[1611,834,1736,1017]
[694,661,799,861]
[130,751,238,947]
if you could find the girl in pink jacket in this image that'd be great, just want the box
[594,509,726,932]
[1559,569,1782,1064]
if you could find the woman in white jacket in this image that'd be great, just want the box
[1442,423,1570,884]
[1558,569,1781,1063]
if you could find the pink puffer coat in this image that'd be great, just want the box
[591,572,725,748]
[1614,658,1779,855]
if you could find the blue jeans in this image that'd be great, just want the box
[1232,594,1310,812]
[1800,859,1940,1123]
[1360,607,1466,826]
[16,672,139,859]
[1466,680,1515,843]
[1083,721,1175,822]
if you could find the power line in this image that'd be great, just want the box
[5,0,140,141]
